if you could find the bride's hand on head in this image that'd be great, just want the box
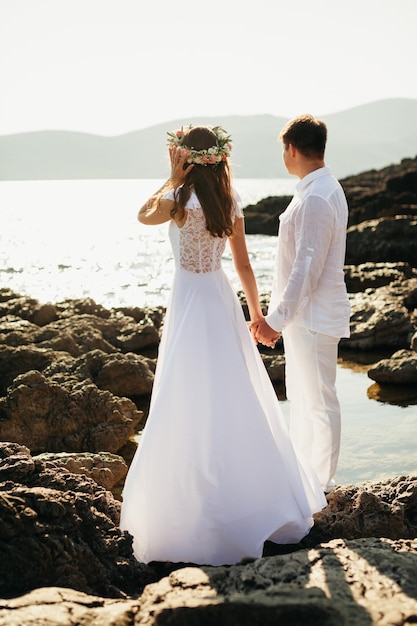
[169,146,193,186]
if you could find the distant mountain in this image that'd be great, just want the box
[1,99,416,180]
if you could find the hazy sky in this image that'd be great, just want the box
[1,0,416,136]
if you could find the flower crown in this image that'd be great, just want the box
[166,125,232,166]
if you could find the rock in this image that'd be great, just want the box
[90,351,155,397]
[136,539,417,626]
[344,262,417,293]
[2,538,416,625]
[115,304,166,330]
[345,216,417,266]
[0,296,159,455]
[367,349,417,385]
[341,156,417,226]
[34,451,128,493]
[0,371,143,455]
[0,344,61,394]
[0,539,417,626]
[55,297,112,319]
[0,442,149,599]
[2,442,417,624]
[0,294,161,356]
[0,295,58,326]
[303,475,417,546]
[243,195,291,235]
[42,348,155,398]
[0,587,139,626]
[343,279,417,350]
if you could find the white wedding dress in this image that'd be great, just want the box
[120,189,326,566]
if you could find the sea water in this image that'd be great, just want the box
[1,178,416,485]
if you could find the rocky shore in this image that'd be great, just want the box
[1,155,417,624]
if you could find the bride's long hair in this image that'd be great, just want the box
[170,126,235,238]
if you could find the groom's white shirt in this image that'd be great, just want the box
[265,167,350,338]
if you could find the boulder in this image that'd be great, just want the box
[0,442,149,599]
[343,279,417,350]
[341,156,417,226]
[34,451,128,493]
[303,475,417,546]
[2,442,417,624]
[1,538,416,625]
[345,216,417,266]
[344,261,417,293]
[0,371,143,455]
[367,349,417,385]
[42,348,155,398]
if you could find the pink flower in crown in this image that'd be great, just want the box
[176,129,184,139]
[208,154,218,164]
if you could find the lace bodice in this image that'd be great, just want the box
[166,189,243,274]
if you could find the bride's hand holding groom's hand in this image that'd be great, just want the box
[250,317,281,348]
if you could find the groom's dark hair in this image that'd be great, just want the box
[279,114,327,159]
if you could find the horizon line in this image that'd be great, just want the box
[1,97,416,139]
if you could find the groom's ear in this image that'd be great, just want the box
[288,144,297,158]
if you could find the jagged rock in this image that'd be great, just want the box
[367,349,417,385]
[0,371,143,454]
[0,295,58,326]
[302,475,417,546]
[0,344,62,394]
[2,443,417,624]
[50,308,160,354]
[344,261,417,293]
[0,587,139,626]
[341,156,417,226]
[0,293,161,357]
[115,304,166,330]
[343,279,417,350]
[345,216,417,266]
[2,538,416,625]
[34,451,128,493]
[243,195,291,235]
[42,348,155,398]
[135,539,417,626]
[55,297,112,319]
[93,351,155,397]
[0,442,149,599]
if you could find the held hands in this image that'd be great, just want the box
[169,146,194,187]
[250,317,281,348]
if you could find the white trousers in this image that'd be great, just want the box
[282,324,341,493]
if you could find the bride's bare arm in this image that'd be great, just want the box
[228,218,263,323]
[138,147,193,225]
[138,188,173,225]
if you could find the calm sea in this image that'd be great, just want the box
[1,178,416,486]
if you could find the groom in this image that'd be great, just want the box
[251,114,350,494]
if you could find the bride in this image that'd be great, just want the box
[119,125,326,566]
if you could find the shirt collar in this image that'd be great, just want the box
[295,166,331,193]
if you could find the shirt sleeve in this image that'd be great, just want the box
[233,189,244,219]
[163,189,176,201]
[265,195,334,331]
